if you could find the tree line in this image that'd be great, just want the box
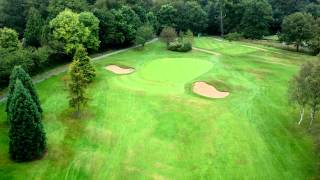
[5,41,96,162]
[289,61,320,128]
[0,0,319,88]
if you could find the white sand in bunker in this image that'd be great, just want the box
[105,65,135,75]
[193,82,229,99]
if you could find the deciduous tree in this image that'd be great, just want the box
[135,24,154,47]
[176,1,208,34]
[48,0,88,18]
[289,62,312,124]
[160,27,177,47]
[306,62,320,127]
[73,47,96,83]
[240,0,272,39]
[68,60,88,117]
[49,9,90,54]
[0,28,20,50]
[79,12,100,52]
[280,12,314,52]
[157,4,178,30]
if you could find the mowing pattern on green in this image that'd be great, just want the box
[110,58,213,95]
[0,38,318,179]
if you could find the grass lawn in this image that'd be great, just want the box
[0,37,319,179]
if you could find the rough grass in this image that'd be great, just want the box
[0,37,319,179]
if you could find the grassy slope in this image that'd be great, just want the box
[0,37,318,179]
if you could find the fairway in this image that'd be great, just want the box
[0,37,318,179]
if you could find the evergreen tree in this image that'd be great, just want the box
[6,66,42,114]
[73,47,96,83]
[24,8,44,47]
[8,79,46,162]
[68,60,88,117]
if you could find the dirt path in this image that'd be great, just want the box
[0,39,158,103]
[192,47,221,56]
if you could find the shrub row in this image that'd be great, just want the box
[0,47,67,87]
[168,41,192,52]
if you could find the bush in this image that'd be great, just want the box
[225,32,243,41]
[0,47,53,88]
[168,41,192,52]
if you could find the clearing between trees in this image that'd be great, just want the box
[0,37,319,179]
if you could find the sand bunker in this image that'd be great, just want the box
[105,65,135,75]
[193,82,229,99]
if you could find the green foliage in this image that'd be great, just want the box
[68,60,88,116]
[113,5,141,45]
[0,27,20,50]
[6,66,42,114]
[206,1,221,35]
[168,31,193,52]
[92,8,117,49]
[0,46,52,87]
[309,18,320,55]
[280,12,314,51]
[73,47,96,83]
[146,11,159,32]
[306,62,320,126]
[135,24,154,47]
[168,41,192,52]
[305,3,320,18]
[175,1,208,34]
[240,0,272,39]
[48,0,88,18]
[8,79,46,162]
[79,12,101,52]
[49,9,90,54]
[94,6,140,47]
[0,0,27,35]
[289,60,320,126]
[160,27,177,47]
[157,4,178,30]
[185,30,194,44]
[223,0,246,34]
[269,0,311,32]
[225,32,242,41]
[24,8,44,47]
[132,5,147,23]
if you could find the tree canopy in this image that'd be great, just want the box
[280,12,314,51]
[0,27,20,50]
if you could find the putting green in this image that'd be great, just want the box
[109,58,214,94]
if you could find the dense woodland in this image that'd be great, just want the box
[0,0,319,88]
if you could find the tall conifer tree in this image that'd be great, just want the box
[9,79,46,162]
[6,66,42,115]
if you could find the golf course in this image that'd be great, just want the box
[0,37,319,179]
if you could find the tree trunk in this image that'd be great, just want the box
[298,107,305,125]
[220,1,224,38]
[296,44,300,52]
[77,103,80,118]
[309,107,316,128]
